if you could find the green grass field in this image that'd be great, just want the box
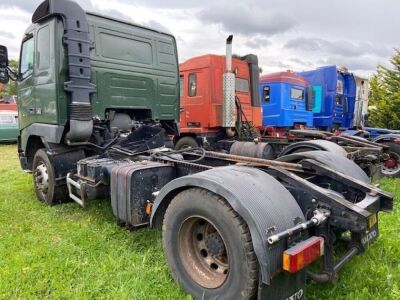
[0,144,399,300]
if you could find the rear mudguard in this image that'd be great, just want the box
[151,166,306,291]
[277,150,369,182]
[279,140,348,157]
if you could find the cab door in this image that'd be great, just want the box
[180,70,207,132]
[18,35,35,130]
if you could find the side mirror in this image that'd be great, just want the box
[0,45,9,84]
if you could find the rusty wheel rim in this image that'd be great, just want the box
[382,151,400,175]
[178,216,229,289]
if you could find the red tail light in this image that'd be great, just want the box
[283,236,324,273]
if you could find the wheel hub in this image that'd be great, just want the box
[35,163,49,195]
[178,216,229,289]
[384,158,398,169]
[381,151,400,175]
[205,232,225,257]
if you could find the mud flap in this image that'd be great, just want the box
[258,271,306,300]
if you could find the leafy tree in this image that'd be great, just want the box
[368,49,400,129]
[0,60,18,98]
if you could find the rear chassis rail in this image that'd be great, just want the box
[68,147,393,285]
[253,129,391,166]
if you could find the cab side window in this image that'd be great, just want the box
[20,37,34,80]
[188,73,196,97]
[37,26,50,70]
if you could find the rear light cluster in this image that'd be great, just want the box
[283,236,324,273]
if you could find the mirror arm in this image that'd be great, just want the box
[6,66,19,81]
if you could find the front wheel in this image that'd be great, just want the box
[162,188,258,300]
[32,149,68,205]
[174,136,199,150]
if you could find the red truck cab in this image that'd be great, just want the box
[177,54,262,149]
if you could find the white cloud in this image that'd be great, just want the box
[0,0,397,78]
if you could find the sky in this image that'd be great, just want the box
[0,0,398,78]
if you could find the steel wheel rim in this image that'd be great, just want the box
[178,216,229,289]
[34,162,49,196]
[381,151,400,175]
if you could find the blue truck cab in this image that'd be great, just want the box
[260,71,314,128]
[298,66,356,130]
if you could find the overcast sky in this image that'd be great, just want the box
[0,0,398,78]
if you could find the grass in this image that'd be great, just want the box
[0,144,399,299]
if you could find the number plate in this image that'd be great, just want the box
[361,225,379,246]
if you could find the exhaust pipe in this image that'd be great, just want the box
[226,35,233,73]
[222,35,236,130]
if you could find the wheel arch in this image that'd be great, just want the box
[19,123,65,170]
[151,165,306,285]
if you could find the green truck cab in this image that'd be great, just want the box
[0,0,179,178]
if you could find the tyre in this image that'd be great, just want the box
[174,136,198,150]
[32,149,69,205]
[277,150,369,183]
[162,188,258,300]
[380,142,400,177]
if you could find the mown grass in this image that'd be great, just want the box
[0,144,398,299]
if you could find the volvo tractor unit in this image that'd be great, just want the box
[298,65,356,131]
[0,1,394,299]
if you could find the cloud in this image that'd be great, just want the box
[199,3,296,36]
[0,30,14,39]
[245,36,271,49]
[0,0,94,13]
[0,0,41,12]
[285,37,392,58]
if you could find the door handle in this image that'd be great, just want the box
[29,108,36,114]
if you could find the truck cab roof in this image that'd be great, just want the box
[260,72,308,87]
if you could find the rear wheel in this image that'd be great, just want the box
[162,188,258,300]
[32,149,68,205]
[174,136,199,150]
[380,142,400,177]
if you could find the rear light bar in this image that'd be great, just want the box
[283,236,324,273]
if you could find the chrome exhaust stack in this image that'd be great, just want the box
[222,35,236,132]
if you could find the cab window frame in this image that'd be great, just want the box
[19,35,35,81]
[290,87,304,101]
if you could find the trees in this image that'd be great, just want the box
[368,49,400,129]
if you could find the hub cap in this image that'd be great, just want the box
[34,163,49,196]
[178,216,229,289]
[382,151,400,175]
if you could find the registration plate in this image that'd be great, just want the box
[361,225,379,246]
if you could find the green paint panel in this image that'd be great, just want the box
[87,13,179,120]
[17,11,179,147]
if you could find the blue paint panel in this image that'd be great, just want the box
[297,65,356,130]
[260,81,313,127]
